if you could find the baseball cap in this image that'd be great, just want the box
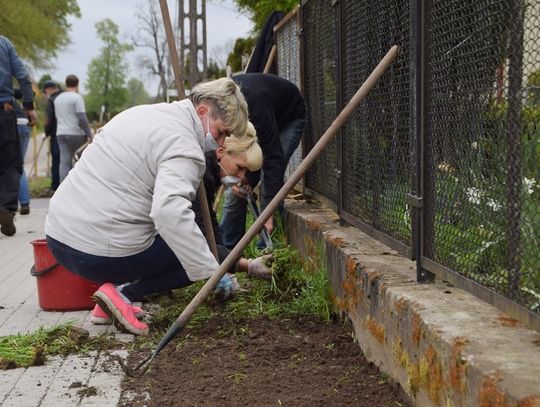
[42,80,57,91]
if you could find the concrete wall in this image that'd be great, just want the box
[285,199,540,407]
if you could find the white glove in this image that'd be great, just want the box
[247,255,273,281]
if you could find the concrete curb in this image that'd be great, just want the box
[285,199,540,407]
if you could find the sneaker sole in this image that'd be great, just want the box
[91,310,144,325]
[0,208,15,236]
[91,293,148,335]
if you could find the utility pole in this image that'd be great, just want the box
[178,0,208,89]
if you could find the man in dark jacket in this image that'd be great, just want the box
[0,35,37,236]
[43,80,63,191]
[219,73,306,249]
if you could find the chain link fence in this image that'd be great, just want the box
[275,7,303,184]
[301,0,338,206]
[424,0,540,313]
[275,0,540,327]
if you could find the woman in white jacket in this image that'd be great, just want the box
[45,78,258,335]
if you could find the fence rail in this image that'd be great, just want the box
[276,0,540,330]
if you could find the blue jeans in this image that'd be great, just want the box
[46,235,193,302]
[220,118,306,249]
[17,125,30,205]
[57,135,87,182]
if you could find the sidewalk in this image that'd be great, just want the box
[0,199,132,406]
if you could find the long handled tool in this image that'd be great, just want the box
[241,187,273,250]
[29,136,48,178]
[157,0,219,260]
[119,45,399,377]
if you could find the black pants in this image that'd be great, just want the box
[50,133,60,190]
[0,109,22,212]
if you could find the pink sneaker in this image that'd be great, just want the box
[92,283,149,335]
[90,303,144,325]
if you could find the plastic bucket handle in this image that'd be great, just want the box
[30,263,60,277]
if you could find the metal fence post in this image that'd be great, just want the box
[334,0,344,222]
[506,0,525,299]
[409,0,432,282]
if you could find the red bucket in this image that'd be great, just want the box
[30,239,99,311]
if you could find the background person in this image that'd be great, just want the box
[45,78,249,335]
[0,35,37,236]
[220,73,307,249]
[43,80,63,192]
[13,89,31,214]
[193,123,273,283]
[53,74,92,182]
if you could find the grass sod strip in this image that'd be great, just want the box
[0,323,118,369]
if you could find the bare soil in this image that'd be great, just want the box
[119,315,410,407]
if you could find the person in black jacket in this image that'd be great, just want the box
[193,125,274,283]
[219,73,306,249]
[42,80,62,192]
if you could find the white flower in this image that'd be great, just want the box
[523,177,536,194]
[486,198,502,212]
[466,187,482,204]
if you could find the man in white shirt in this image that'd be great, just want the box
[53,74,93,182]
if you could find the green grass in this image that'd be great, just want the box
[28,176,53,198]
[143,217,334,345]
[0,323,119,369]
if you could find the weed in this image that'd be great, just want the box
[227,372,247,384]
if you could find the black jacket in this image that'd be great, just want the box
[245,11,284,74]
[44,89,63,137]
[233,73,306,203]
[192,152,235,268]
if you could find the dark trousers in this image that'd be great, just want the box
[0,108,22,211]
[50,134,60,191]
[46,235,193,302]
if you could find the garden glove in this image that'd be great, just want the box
[247,254,274,281]
[214,273,240,300]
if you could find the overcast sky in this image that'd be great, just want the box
[35,0,252,95]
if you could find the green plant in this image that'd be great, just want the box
[28,176,53,198]
[0,323,118,369]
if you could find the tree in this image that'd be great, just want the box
[0,0,80,69]
[132,0,169,101]
[207,59,226,79]
[226,37,256,73]
[124,78,150,108]
[85,19,133,117]
[230,0,298,31]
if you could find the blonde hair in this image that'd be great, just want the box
[189,77,248,138]
[223,122,262,172]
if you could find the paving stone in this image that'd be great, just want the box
[0,201,134,406]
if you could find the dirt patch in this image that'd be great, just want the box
[120,316,410,407]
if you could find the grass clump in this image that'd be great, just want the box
[144,218,334,345]
[0,323,119,370]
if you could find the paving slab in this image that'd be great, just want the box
[0,199,133,407]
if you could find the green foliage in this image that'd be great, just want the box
[0,324,118,369]
[29,176,54,198]
[226,37,256,72]
[207,59,226,79]
[0,0,81,69]
[85,19,133,116]
[124,78,150,108]
[144,235,334,344]
[527,69,540,106]
[230,0,299,31]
